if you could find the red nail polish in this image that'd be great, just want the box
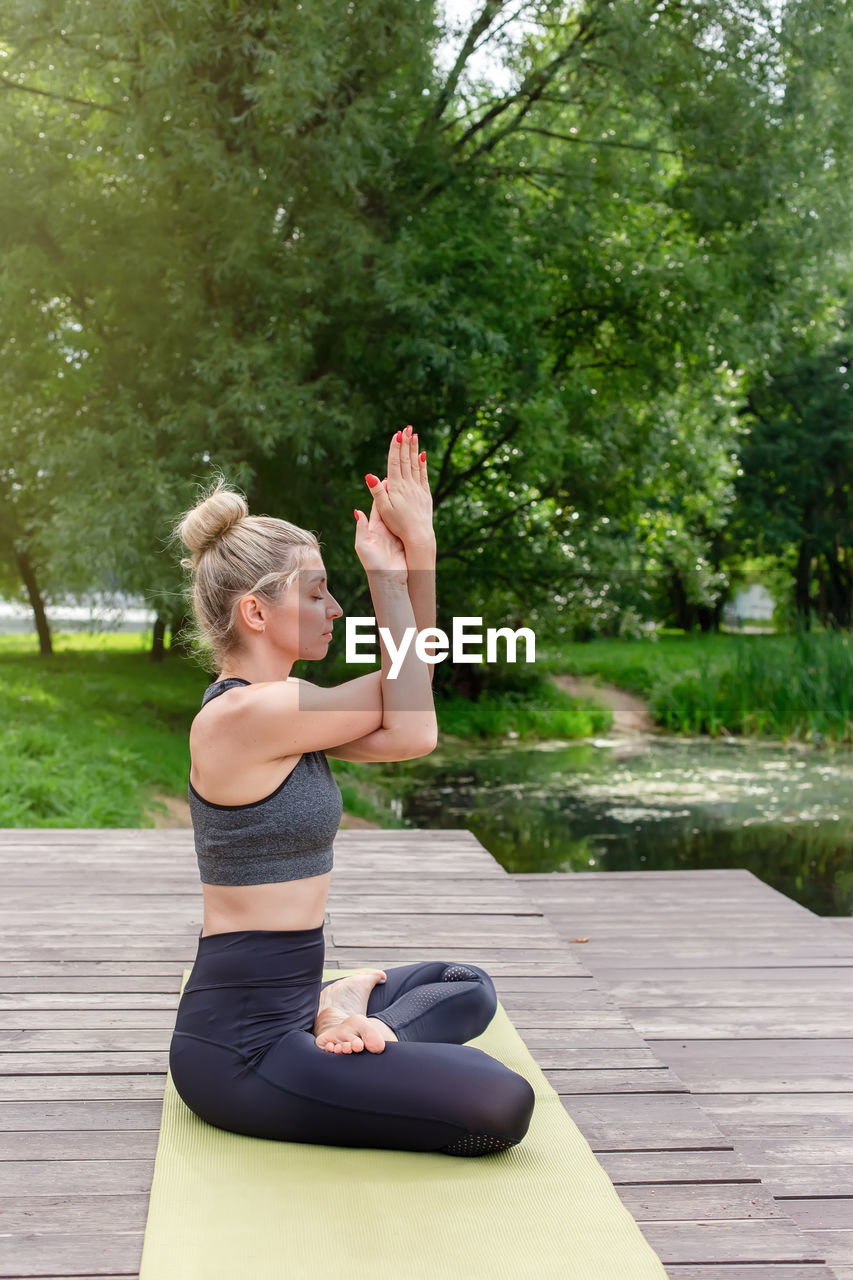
[419,451,426,462]
[395,430,402,442]
[365,473,378,486]
[353,509,359,520]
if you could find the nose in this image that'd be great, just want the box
[328,596,343,620]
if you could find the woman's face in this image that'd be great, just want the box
[280,551,343,661]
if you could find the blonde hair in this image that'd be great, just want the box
[172,475,320,673]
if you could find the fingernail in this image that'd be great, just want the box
[395,430,402,442]
[353,509,359,520]
[419,451,426,462]
[365,473,379,487]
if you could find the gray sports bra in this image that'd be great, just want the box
[187,677,343,886]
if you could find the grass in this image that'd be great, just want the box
[435,678,611,739]
[0,631,602,827]
[8,623,849,831]
[538,628,853,742]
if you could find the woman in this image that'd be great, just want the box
[167,426,535,1156]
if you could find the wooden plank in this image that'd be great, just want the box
[739,1168,853,1197]
[605,972,853,998]
[0,1159,155,1193]
[794,1230,853,1268]
[545,1068,688,1094]
[736,1137,853,1169]
[0,1232,142,1274]
[0,1101,163,1130]
[598,1150,760,1184]
[644,1039,853,1092]
[638,1218,830,1264]
[1,1053,171,1074]
[0,1011,175,1029]
[616,1181,785,1220]
[626,1009,853,1037]
[0,1192,149,1231]
[0,1075,167,1100]
[779,1200,853,1229]
[0,1130,159,1159]
[693,1094,853,1139]
[666,1269,838,1279]
[555,1094,726,1146]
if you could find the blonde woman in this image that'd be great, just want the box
[167,427,535,1155]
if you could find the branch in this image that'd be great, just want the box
[438,419,525,504]
[443,495,541,557]
[424,0,507,132]
[516,126,682,157]
[451,3,604,157]
[415,1,608,206]
[432,420,470,504]
[0,75,121,114]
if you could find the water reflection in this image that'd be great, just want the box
[379,736,853,917]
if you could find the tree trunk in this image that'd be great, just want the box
[150,616,166,663]
[824,540,851,630]
[819,545,845,629]
[168,612,193,655]
[794,539,812,630]
[667,569,695,631]
[815,556,828,628]
[14,547,52,656]
[696,598,723,633]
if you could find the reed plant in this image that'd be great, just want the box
[649,627,853,740]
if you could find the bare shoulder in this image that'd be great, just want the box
[192,671,383,761]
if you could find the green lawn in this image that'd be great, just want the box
[5,624,848,830]
[0,632,604,827]
[538,629,853,741]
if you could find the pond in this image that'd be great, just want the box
[377,733,853,917]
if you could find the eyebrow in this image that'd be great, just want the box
[306,572,327,585]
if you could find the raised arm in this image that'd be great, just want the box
[365,425,436,680]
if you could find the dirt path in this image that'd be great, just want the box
[549,672,659,734]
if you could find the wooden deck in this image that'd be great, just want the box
[519,868,853,1280]
[0,828,849,1279]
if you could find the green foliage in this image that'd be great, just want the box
[732,313,853,626]
[436,681,611,739]
[0,644,201,824]
[646,628,853,739]
[1,0,852,642]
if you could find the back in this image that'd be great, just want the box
[188,679,343,886]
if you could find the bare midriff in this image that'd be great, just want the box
[200,872,332,936]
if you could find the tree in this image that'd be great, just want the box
[1,0,851,657]
[733,315,853,628]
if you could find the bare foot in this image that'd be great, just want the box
[315,1013,398,1055]
[313,969,387,1040]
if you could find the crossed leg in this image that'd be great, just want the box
[315,960,498,1052]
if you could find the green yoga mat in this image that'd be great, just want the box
[139,969,667,1280]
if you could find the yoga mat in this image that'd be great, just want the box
[139,969,667,1280]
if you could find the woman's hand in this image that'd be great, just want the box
[353,494,408,581]
[364,426,433,550]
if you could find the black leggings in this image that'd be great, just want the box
[168,925,535,1156]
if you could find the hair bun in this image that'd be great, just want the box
[175,479,249,563]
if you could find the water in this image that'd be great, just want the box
[378,734,853,917]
